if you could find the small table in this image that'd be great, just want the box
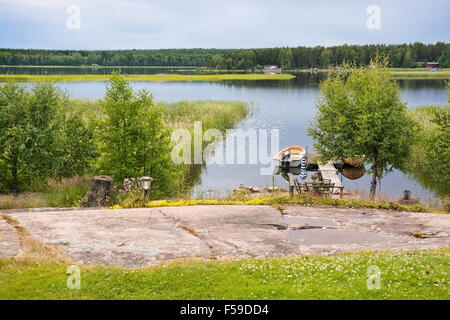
[303,180,343,198]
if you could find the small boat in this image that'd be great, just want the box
[273,146,307,175]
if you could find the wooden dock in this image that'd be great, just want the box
[280,152,346,197]
[306,153,343,171]
[318,161,343,198]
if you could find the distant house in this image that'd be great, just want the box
[426,62,439,69]
[263,65,281,74]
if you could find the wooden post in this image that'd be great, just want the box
[289,173,294,197]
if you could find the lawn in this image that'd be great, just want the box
[0,73,296,82]
[1,248,449,299]
[390,68,450,79]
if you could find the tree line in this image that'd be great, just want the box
[205,42,450,70]
[1,43,449,69]
[0,48,235,67]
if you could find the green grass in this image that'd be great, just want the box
[0,73,296,82]
[284,68,450,79]
[273,68,450,79]
[1,248,449,299]
[390,68,450,79]
[0,176,91,210]
[135,194,446,214]
[43,177,92,207]
[161,100,250,130]
[1,65,197,69]
[65,98,251,130]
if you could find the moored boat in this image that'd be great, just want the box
[273,146,307,175]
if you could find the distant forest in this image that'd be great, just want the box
[205,43,450,70]
[0,43,449,69]
[0,48,236,67]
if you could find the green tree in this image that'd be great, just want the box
[438,53,449,68]
[207,55,228,70]
[279,48,294,70]
[403,48,413,68]
[421,109,449,198]
[86,52,102,65]
[319,49,332,67]
[55,108,97,178]
[308,58,415,199]
[96,73,175,197]
[408,106,449,199]
[0,82,63,193]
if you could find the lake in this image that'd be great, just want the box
[26,73,450,201]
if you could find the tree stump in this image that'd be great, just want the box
[81,176,113,207]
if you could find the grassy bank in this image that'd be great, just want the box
[67,98,250,130]
[115,193,445,213]
[1,65,197,69]
[0,73,295,82]
[1,248,448,299]
[0,69,447,81]
[391,68,450,79]
[161,100,250,130]
[0,177,91,210]
[284,68,450,79]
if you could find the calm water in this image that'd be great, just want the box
[41,74,449,200]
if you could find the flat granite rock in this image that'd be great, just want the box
[282,206,450,253]
[8,205,450,267]
[0,217,20,257]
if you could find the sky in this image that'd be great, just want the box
[0,0,449,49]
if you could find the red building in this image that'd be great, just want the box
[426,62,440,69]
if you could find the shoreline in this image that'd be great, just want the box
[0,73,296,82]
[0,68,449,81]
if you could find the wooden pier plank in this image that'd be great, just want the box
[318,161,343,198]
[318,161,342,187]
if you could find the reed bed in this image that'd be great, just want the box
[161,100,250,130]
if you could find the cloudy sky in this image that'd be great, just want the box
[0,0,449,49]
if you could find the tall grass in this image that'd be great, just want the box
[44,176,91,207]
[0,176,91,210]
[0,193,47,210]
[161,100,250,131]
